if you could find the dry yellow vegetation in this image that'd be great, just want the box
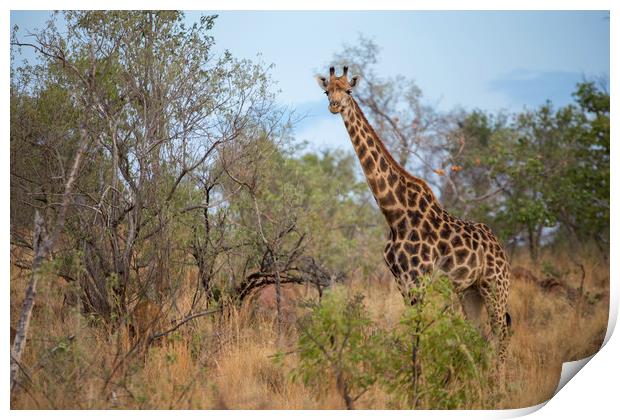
[10,246,608,409]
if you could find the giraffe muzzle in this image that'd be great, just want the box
[329,100,341,113]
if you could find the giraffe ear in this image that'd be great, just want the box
[349,75,361,89]
[315,75,329,90]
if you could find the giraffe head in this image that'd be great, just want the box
[316,66,360,114]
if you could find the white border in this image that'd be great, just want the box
[3,2,616,419]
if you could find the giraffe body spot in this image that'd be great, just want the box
[377,178,387,192]
[395,183,407,205]
[396,218,409,238]
[358,144,367,157]
[387,171,398,187]
[368,178,378,194]
[430,212,442,229]
[408,210,423,227]
[419,195,429,213]
[383,208,404,225]
[440,225,451,239]
[467,252,478,268]
[421,243,431,261]
[407,191,418,206]
[379,157,388,171]
[437,240,449,255]
[362,157,375,172]
[398,251,409,272]
[408,229,420,242]
[404,242,416,254]
[441,255,455,271]
[379,191,396,207]
[455,248,469,264]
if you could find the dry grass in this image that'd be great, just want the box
[10,247,608,409]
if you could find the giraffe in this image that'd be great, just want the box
[316,66,511,384]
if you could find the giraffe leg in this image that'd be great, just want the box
[459,286,485,336]
[480,280,510,393]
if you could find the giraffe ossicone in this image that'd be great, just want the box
[316,65,511,385]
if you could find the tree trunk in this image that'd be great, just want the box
[10,128,88,395]
[10,212,45,392]
[336,372,354,409]
[274,267,283,341]
[528,227,539,262]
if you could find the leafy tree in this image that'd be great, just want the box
[217,140,385,324]
[449,82,609,258]
[281,150,385,276]
[11,11,279,319]
[552,81,609,248]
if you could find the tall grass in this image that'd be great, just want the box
[10,246,608,409]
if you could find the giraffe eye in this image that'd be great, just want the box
[324,91,328,95]
[346,90,352,94]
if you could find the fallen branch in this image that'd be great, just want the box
[149,307,222,343]
[234,256,343,302]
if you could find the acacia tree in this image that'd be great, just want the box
[11,11,280,321]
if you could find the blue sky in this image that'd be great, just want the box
[11,10,610,151]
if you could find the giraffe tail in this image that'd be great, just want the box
[505,312,512,329]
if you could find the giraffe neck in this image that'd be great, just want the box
[341,98,439,228]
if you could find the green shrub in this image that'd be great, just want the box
[291,287,382,409]
[289,276,493,409]
[381,274,492,409]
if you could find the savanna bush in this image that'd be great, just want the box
[289,276,493,409]
[380,274,492,409]
[290,287,383,409]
